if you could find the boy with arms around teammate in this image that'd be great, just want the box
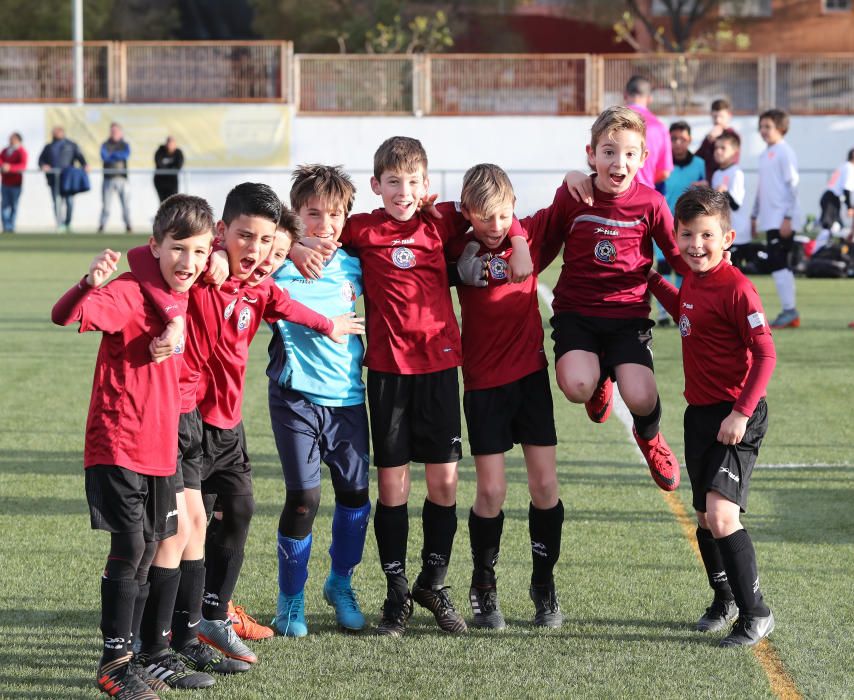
[128,184,362,663]
[557,106,689,492]
[267,165,371,637]
[52,194,215,699]
[448,164,563,629]
[297,136,530,636]
[648,187,776,646]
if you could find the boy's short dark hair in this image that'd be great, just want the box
[759,108,790,135]
[670,120,692,135]
[625,75,652,98]
[278,205,304,244]
[716,132,741,149]
[290,164,356,215]
[221,182,282,226]
[373,136,428,180]
[675,186,732,234]
[152,194,215,244]
[711,98,731,112]
[847,148,854,162]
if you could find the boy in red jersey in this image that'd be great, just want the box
[553,106,690,492]
[647,187,776,647]
[296,136,530,636]
[51,194,215,699]
[127,184,362,664]
[446,164,564,630]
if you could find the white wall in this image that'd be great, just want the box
[2,106,852,232]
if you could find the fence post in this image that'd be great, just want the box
[281,41,292,103]
[422,54,432,117]
[758,54,776,112]
[118,41,127,103]
[412,54,424,117]
[588,54,604,115]
[293,54,301,114]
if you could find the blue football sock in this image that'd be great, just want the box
[277,532,312,596]
[329,502,371,577]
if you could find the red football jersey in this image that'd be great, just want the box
[545,180,689,319]
[339,202,472,375]
[52,274,187,476]
[446,209,551,391]
[195,277,333,429]
[649,262,776,415]
[127,246,333,430]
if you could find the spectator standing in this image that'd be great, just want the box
[696,98,740,183]
[38,126,87,232]
[98,122,132,233]
[624,75,673,190]
[153,136,184,202]
[1,132,28,232]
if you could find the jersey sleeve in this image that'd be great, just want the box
[53,275,139,334]
[126,245,184,322]
[521,206,559,273]
[729,170,746,209]
[728,280,776,415]
[779,146,800,219]
[262,282,335,335]
[650,198,690,276]
[646,271,680,318]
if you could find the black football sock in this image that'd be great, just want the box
[696,527,734,602]
[416,499,457,589]
[374,501,409,600]
[139,566,181,658]
[529,500,564,588]
[631,396,662,441]
[99,577,138,665]
[170,559,205,651]
[469,509,504,589]
[202,545,243,621]
[716,529,771,617]
[129,541,156,651]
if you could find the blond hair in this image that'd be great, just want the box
[460,163,515,216]
[373,136,428,180]
[590,105,646,151]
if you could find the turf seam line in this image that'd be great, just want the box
[536,282,802,700]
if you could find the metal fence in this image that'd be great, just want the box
[5,42,854,114]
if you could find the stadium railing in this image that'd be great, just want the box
[3,43,854,115]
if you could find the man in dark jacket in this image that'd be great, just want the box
[98,122,132,233]
[38,126,88,232]
[153,136,184,202]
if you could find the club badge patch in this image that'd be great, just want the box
[237,307,251,331]
[224,299,236,320]
[391,246,416,269]
[488,257,508,280]
[679,314,691,337]
[594,240,617,263]
[341,281,357,303]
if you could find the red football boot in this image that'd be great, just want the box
[585,377,613,424]
[633,428,680,491]
[228,601,274,641]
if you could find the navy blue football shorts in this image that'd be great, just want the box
[268,381,370,493]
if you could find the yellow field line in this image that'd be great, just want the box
[661,491,803,700]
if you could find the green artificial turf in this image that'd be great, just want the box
[0,234,851,699]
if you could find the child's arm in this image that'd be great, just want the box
[650,200,691,277]
[262,284,364,344]
[778,148,800,239]
[507,229,533,283]
[125,245,187,362]
[564,170,594,206]
[646,270,680,319]
[288,240,332,280]
[52,249,122,327]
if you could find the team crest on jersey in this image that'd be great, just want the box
[488,257,508,280]
[237,307,251,331]
[341,280,357,302]
[594,240,617,263]
[679,314,691,337]
[224,299,236,320]
[391,246,416,269]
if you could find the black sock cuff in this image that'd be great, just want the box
[631,396,662,440]
[716,528,750,552]
[530,499,564,524]
[469,508,504,526]
[696,526,714,543]
[179,558,205,573]
[423,499,456,516]
[376,500,408,515]
[148,565,180,582]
